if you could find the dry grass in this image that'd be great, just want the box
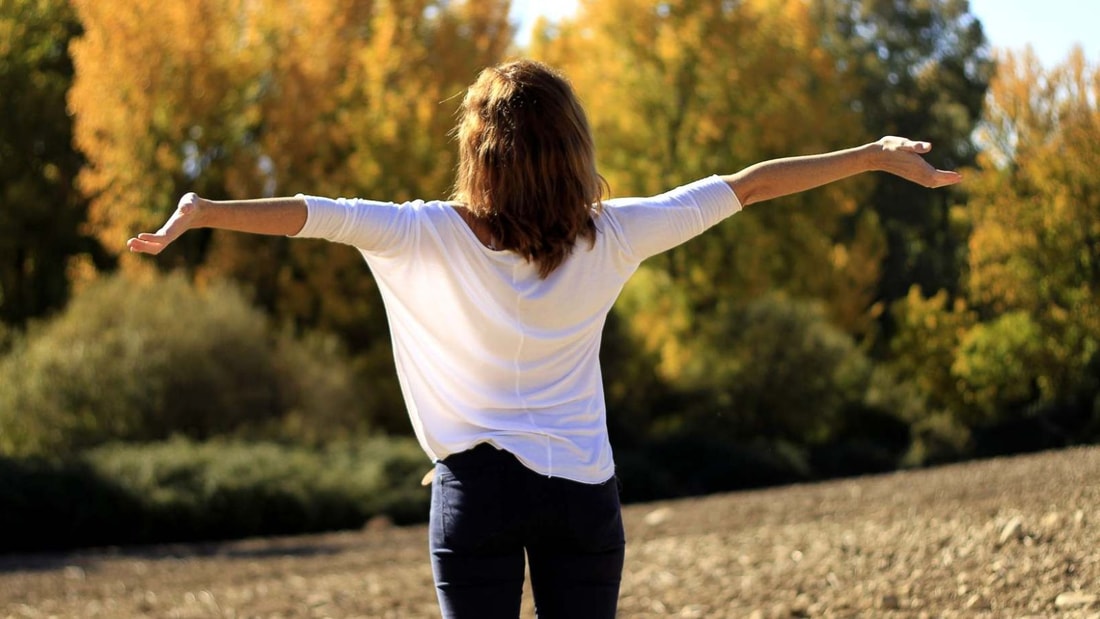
[2,446,1099,618]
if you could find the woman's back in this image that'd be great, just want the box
[367,199,620,481]
[295,173,739,481]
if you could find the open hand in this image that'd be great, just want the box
[874,136,962,188]
[127,192,203,255]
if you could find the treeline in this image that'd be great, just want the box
[2,0,1099,550]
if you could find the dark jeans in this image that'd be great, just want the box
[429,443,625,619]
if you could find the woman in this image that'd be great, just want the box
[128,59,960,618]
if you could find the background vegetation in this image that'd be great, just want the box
[1,0,1098,550]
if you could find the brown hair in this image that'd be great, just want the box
[451,59,607,278]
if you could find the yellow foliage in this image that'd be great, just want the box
[615,266,695,381]
[889,286,976,415]
[531,0,883,359]
[968,46,1100,395]
[69,0,512,340]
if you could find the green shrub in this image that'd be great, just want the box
[675,293,874,446]
[903,410,972,467]
[606,293,919,492]
[0,273,369,457]
[951,311,1044,423]
[887,286,976,421]
[0,437,429,552]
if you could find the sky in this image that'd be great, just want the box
[967,0,1100,65]
[509,0,1100,67]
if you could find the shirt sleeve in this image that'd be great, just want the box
[290,194,415,255]
[601,175,742,261]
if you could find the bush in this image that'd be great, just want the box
[0,437,429,553]
[615,437,810,502]
[674,293,874,446]
[951,311,1045,424]
[602,293,923,493]
[0,273,369,457]
[903,411,972,467]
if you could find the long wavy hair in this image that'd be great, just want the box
[451,59,607,278]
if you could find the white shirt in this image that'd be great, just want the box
[294,175,741,483]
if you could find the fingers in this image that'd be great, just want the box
[127,235,169,255]
[908,165,962,189]
[880,136,931,153]
[877,136,963,188]
[931,169,963,188]
[127,238,156,255]
[907,140,931,153]
[126,193,202,255]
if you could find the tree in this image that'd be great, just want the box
[196,0,514,355]
[531,0,885,382]
[70,0,513,255]
[0,0,108,327]
[812,0,993,309]
[70,0,515,433]
[889,48,1100,452]
[967,47,1100,404]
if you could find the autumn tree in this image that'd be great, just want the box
[193,1,512,353]
[884,47,1100,457]
[70,0,513,432]
[531,0,884,378]
[518,0,910,465]
[0,0,108,327]
[966,47,1100,414]
[71,0,512,252]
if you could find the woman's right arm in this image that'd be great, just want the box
[127,193,307,255]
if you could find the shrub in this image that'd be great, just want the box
[0,273,368,457]
[0,437,430,552]
[903,410,972,467]
[675,293,874,446]
[887,286,976,419]
[951,311,1044,423]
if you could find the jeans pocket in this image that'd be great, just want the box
[565,477,625,552]
[435,464,509,552]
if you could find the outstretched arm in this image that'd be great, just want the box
[127,193,307,255]
[723,136,962,207]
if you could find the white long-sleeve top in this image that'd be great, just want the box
[294,175,741,483]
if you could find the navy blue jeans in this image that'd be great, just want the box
[429,443,625,618]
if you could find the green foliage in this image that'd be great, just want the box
[812,0,993,306]
[600,307,669,451]
[952,311,1044,422]
[0,0,109,327]
[888,286,975,416]
[0,273,369,457]
[0,437,428,552]
[903,410,972,467]
[614,438,810,502]
[675,293,875,446]
[641,293,942,480]
[266,328,374,445]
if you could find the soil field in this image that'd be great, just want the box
[2,446,1098,618]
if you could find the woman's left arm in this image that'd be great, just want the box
[722,136,962,207]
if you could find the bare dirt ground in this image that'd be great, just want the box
[2,446,1098,618]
